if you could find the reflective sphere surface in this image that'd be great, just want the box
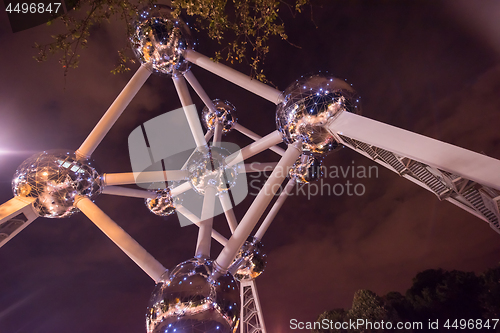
[12,150,102,218]
[130,5,193,75]
[145,188,176,216]
[186,147,238,195]
[289,154,322,184]
[276,74,361,155]
[202,99,237,134]
[231,239,267,281]
[146,258,240,333]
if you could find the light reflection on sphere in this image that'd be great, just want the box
[276,74,361,156]
[11,150,102,218]
[231,239,267,281]
[146,258,240,333]
[130,5,193,75]
[201,99,237,134]
[145,188,176,216]
[289,154,322,184]
[186,147,238,195]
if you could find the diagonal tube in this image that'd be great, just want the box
[254,178,296,241]
[172,75,207,148]
[76,65,151,159]
[225,131,283,167]
[74,196,167,283]
[233,123,285,156]
[176,205,228,246]
[219,191,238,234]
[214,141,302,274]
[195,186,217,258]
[184,50,283,104]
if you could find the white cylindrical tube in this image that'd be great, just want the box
[219,191,238,234]
[233,123,285,156]
[170,181,192,197]
[225,130,283,167]
[237,162,278,174]
[172,75,207,148]
[176,205,228,246]
[205,129,214,143]
[74,196,167,283]
[76,65,151,159]
[213,122,222,147]
[195,186,217,258]
[214,141,302,273]
[102,186,157,199]
[102,170,188,186]
[184,70,218,114]
[184,50,283,104]
[254,178,296,241]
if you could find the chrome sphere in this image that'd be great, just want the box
[146,258,240,333]
[230,239,267,281]
[12,150,102,218]
[145,188,176,216]
[185,146,238,195]
[289,154,322,184]
[201,99,237,134]
[130,5,193,75]
[276,74,361,155]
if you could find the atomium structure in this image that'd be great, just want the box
[1,5,500,333]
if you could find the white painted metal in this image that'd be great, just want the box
[102,170,188,186]
[237,162,278,174]
[101,186,157,199]
[195,186,217,258]
[74,196,167,283]
[240,279,267,333]
[214,141,302,273]
[176,205,228,246]
[233,123,285,156]
[254,178,296,241]
[184,70,218,114]
[172,75,207,148]
[184,50,283,104]
[0,196,38,248]
[219,192,238,234]
[225,131,284,167]
[76,65,151,159]
[328,111,500,190]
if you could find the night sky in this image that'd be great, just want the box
[1,1,500,332]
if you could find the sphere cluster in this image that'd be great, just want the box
[185,146,238,195]
[231,239,267,281]
[289,154,322,184]
[145,188,176,216]
[146,258,240,333]
[276,74,361,156]
[12,150,102,218]
[201,99,237,134]
[130,5,193,75]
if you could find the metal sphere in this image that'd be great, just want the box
[11,150,102,218]
[231,239,267,281]
[185,146,238,195]
[145,188,176,216]
[146,258,240,333]
[289,154,322,184]
[201,99,237,134]
[276,74,361,156]
[130,5,193,75]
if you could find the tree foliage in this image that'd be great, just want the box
[313,265,500,333]
[34,0,310,79]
